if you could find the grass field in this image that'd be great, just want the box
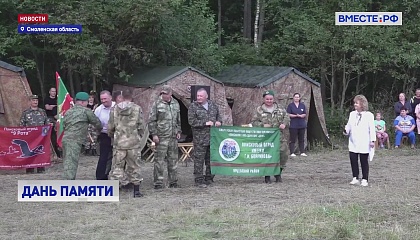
[1,146,420,240]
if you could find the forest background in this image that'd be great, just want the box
[1,0,419,139]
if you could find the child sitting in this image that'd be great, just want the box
[375,112,389,148]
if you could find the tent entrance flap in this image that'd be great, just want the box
[307,88,332,147]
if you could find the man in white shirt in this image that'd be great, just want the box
[94,90,115,180]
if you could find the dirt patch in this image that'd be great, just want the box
[1,148,420,239]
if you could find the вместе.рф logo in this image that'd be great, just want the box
[335,12,402,25]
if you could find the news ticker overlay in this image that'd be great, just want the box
[18,25,83,34]
[18,180,119,202]
[335,12,402,25]
[18,14,49,23]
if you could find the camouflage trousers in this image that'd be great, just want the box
[109,148,142,186]
[153,138,178,186]
[279,140,289,169]
[84,124,98,150]
[193,144,212,181]
[62,141,83,180]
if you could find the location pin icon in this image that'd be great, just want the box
[20,26,24,31]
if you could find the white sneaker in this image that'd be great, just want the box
[349,177,359,185]
[291,153,296,157]
[361,179,368,187]
[300,153,307,156]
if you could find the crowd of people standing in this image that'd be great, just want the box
[22,84,420,194]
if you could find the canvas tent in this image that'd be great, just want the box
[112,66,233,140]
[215,65,331,147]
[0,61,33,126]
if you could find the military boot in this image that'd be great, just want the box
[84,149,90,155]
[37,167,45,174]
[195,178,207,188]
[204,175,215,185]
[274,175,282,183]
[133,185,143,198]
[91,149,97,156]
[264,176,271,184]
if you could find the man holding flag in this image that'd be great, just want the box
[62,92,102,180]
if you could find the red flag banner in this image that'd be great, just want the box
[56,72,73,148]
[0,125,52,169]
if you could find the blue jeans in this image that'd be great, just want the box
[395,130,415,146]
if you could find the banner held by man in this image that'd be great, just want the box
[210,126,281,176]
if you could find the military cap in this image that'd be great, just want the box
[29,94,38,99]
[75,92,89,101]
[263,90,275,98]
[160,85,172,94]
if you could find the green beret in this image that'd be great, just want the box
[263,90,274,98]
[75,92,89,101]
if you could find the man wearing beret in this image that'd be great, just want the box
[251,90,290,183]
[62,92,102,180]
[19,94,50,174]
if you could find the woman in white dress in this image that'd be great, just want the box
[344,95,376,187]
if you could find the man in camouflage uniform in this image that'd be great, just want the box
[20,94,50,174]
[108,89,145,198]
[62,92,102,180]
[251,90,290,183]
[188,88,222,188]
[148,85,181,189]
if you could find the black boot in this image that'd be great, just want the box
[92,149,97,156]
[133,185,143,198]
[37,167,45,174]
[169,182,180,188]
[264,176,271,184]
[204,175,215,185]
[274,175,282,183]
[195,178,207,188]
[26,168,35,174]
[84,149,90,155]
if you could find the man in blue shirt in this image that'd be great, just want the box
[394,107,416,148]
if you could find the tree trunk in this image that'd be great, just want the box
[340,54,347,110]
[218,0,222,47]
[243,0,252,40]
[254,0,260,48]
[67,68,75,97]
[330,49,335,115]
[320,61,327,105]
[28,38,45,99]
[74,72,81,93]
[257,0,265,44]
[92,74,97,93]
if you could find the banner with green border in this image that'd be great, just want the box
[210,126,280,176]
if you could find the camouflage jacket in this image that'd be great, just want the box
[108,101,145,150]
[251,102,290,141]
[62,105,102,142]
[19,108,50,127]
[188,100,222,146]
[148,96,181,139]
